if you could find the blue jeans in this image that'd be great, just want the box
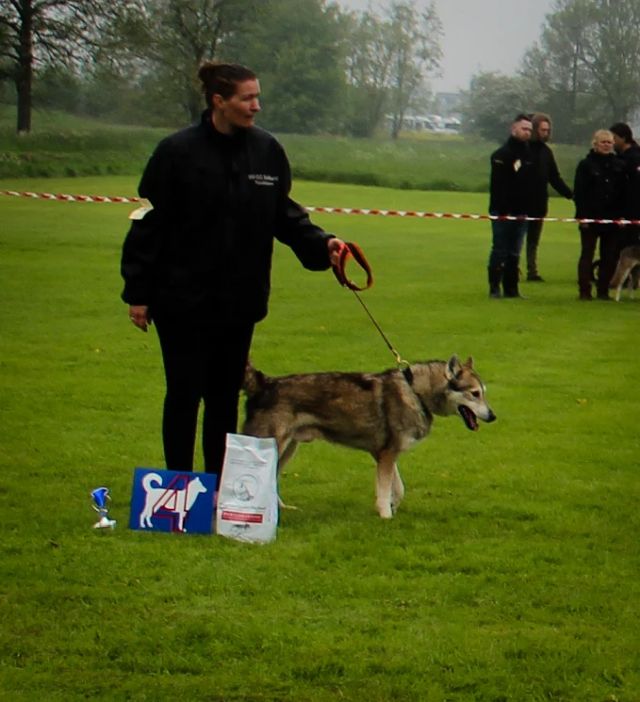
[488,219,528,269]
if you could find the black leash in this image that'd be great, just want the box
[350,287,430,418]
[350,289,413,383]
[332,242,413,382]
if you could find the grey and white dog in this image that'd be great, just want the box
[242,355,496,518]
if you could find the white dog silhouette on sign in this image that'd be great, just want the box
[139,472,208,532]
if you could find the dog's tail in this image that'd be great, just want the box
[142,472,163,491]
[243,361,267,397]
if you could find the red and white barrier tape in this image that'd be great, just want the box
[2,189,639,226]
[303,205,640,226]
[1,190,142,204]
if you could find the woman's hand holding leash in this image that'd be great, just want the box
[330,239,373,291]
[328,237,345,267]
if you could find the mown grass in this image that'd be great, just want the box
[1,178,638,701]
[0,105,585,192]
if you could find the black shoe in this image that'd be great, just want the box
[527,273,544,282]
[596,293,612,301]
[579,293,592,301]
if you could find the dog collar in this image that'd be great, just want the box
[401,366,431,419]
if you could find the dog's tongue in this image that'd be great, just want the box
[458,406,478,431]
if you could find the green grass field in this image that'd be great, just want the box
[1,177,638,701]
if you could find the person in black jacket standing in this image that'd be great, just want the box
[525,113,573,282]
[609,122,640,250]
[488,114,535,298]
[121,62,345,477]
[573,129,626,300]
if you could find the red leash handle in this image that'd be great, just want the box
[332,241,374,291]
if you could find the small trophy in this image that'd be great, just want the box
[91,487,117,530]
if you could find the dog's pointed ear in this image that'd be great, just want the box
[463,356,474,369]
[446,355,461,379]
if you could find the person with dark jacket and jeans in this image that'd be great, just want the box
[121,62,345,478]
[525,113,573,281]
[609,121,640,250]
[488,113,536,298]
[573,129,626,300]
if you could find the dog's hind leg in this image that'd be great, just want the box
[628,264,639,299]
[279,439,298,468]
[375,450,397,519]
[615,266,632,301]
[277,439,300,511]
[391,464,405,513]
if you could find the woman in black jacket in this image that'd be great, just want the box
[573,129,626,300]
[121,62,345,478]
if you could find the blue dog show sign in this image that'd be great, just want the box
[129,468,217,534]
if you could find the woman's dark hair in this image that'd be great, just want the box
[609,122,634,144]
[197,62,257,106]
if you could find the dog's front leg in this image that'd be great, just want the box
[376,451,396,519]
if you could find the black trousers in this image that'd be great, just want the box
[153,312,254,476]
[578,226,618,296]
[526,220,544,276]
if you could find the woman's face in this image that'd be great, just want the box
[593,134,614,155]
[212,79,261,134]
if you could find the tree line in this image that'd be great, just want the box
[460,0,640,143]
[2,0,640,142]
[0,0,440,137]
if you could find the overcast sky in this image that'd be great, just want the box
[338,0,555,92]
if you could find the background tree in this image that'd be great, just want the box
[138,0,260,124]
[0,0,145,133]
[573,0,640,121]
[520,0,640,142]
[385,0,441,140]
[459,71,532,142]
[343,10,394,137]
[239,0,347,134]
[342,0,441,138]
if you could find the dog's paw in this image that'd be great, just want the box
[377,502,394,519]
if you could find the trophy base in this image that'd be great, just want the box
[93,517,117,529]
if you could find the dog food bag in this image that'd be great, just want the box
[216,433,279,544]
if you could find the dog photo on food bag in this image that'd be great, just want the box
[242,355,496,519]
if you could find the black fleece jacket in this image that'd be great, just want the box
[489,136,536,216]
[528,140,573,217]
[619,143,640,219]
[573,150,626,222]
[121,111,333,322]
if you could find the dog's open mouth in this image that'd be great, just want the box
[458,405,478,431]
